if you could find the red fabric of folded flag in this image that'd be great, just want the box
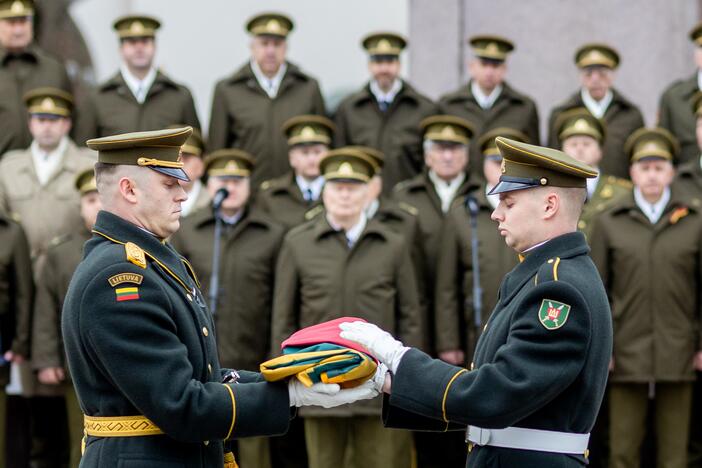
[280,316,376,361]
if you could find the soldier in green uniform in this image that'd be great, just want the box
[393,115,475,354]
[548,44,644,180]
[74,15,200,141]
[428,128,524,468]
[175,127,209,217]
[171,148,285,468]
[0,215,32,468]
[30,168,100,468]
[272,147,422,468]
[62,127,377,468]
[658,22,702,166]
[333,32,438,192]
[341,137,613,468]
[554,107,631,237]
[438,35,539,178]
[208,12,326,187]
[0,87,94,467]
[0,0,71,156]
[256,115,334,231]
[589,127,702,468]
[676,91,702,197]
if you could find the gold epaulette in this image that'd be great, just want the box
[125,242,147,269]
[398,201,418,216]
[305,205,324,220]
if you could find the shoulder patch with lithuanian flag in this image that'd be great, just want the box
[115,286,140,302]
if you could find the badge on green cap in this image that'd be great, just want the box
[538,299,571,330]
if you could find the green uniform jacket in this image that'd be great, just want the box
[256,172,322,231]
[170,206,284,371]
[0,217,33,386]
[333,81,438,193]
[658,73,698,165]
[578,175,632,239]
[392,172,475,313]
[271,214,422,416]
[208,62,326,187]
[438,81,539,177]
[434,189,517,361]
[589,187,702,383]
[62,211,291,467]
[547,89,644,179]
[383,232,612,468]
[676,158,702,197]
[31,230,89,376]
[74,71,201,142]
[0,44,71,155]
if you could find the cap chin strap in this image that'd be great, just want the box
[137,157,184,169]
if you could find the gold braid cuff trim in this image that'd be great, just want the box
[84,414,164,437]
[441,369,468,424]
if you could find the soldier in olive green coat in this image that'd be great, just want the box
[438,36,539,178]
[393,115,475,355]
[74,15,200,142]
[30,169,99,468]
[0,0,71,155]
[589,128,702,468]
[177,127,210,217]
[171,149,285,468]
[333,32,438,193]
[256,115,333,231]
[554,107,631,238]
[272,147,422,468]
[208,13,326,187]
[548,44,644,180]
[658,22,702,166]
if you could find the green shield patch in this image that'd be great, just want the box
[538,299,571,330]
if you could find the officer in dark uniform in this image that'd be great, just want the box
[74,15,200,141]
[341,137,613,468]
[61,127,377,468]
[256,114,334,231]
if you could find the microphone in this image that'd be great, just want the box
[466,196,479,217]
[212,188,229,210]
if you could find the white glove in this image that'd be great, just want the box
[288,379,379,408]
[339,321,409,374]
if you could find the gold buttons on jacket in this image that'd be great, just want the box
[202,327,209,337]
[208,363,212,374]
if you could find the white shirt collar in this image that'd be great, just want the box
[365,198,380,219]
[485,184,499,210]
[429,170,466,213]
[295,175,324,202]
[180,180,202,217]
[586,172,600,200]
[471,81,503,109]
[369,79,403,105]
[221,210,244,226]
[250,59,287,98]
[30,136,68,186]
[581,88,613,119]
[327,212,367,247]
[120,64,157,104]
[698,70,702,91]
[522,238,551,254]
[634,186,670,224]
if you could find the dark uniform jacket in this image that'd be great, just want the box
[256,172,323,231]
[578,175,632,239]
[31,230,89,377]
[589,188,702,383]
[333,81,438,193]
[675,155,702,197]
[658,73,698,165]
[0,44,70,155]
[0,217,33,386]
[208,62,326,187]
[170,206,284,371]
[74,70,200,141]
[434,189,517,362]
[62,211,290,467]
[271,214,422,416]
[438,81,539,177]
[383,232,612,468]
[547,89,644,179]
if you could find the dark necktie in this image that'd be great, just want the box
[378,100,389,112]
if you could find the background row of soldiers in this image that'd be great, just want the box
[2,0,702,467]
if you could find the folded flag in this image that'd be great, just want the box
[261,317,377,388]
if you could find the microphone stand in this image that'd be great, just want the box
[465,196,483,330]
[208,188,228,315]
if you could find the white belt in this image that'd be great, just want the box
[466,425,590,455]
